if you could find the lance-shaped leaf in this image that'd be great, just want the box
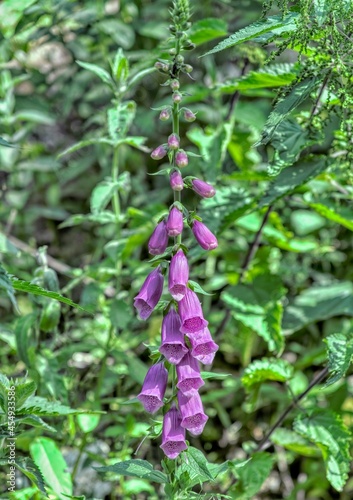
[94,459,168,484]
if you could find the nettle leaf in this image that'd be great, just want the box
[222,274,285,354]
[16,396,100,416]
[189,18,228,45]
[307,200,353,231]
[218,64,297,93]
[231,452,275,498]
[15,380,37,408]
[95,459,168,484]
[314,0,330,26]
[17,414,57,433]
[184,447,214,482]
[283,282,353,334]
[259,77,319,145]
[11,279,87,311]
[258,156,330,207]
[0,263,18,311]
[242,358,293,390]
[76,60,113,86]
[15,457,47,495]
[271,428,319,456]
[294,411,351,491]
[30,437,73,499]
[203,12,299,56]
[324,333,353,386]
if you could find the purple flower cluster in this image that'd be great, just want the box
[133,47,219,460]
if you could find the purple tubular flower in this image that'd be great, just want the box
[137,362,168,414]
[166,207,183,237]
[168,133,180,150]
[192,220,218,251]
[178,288,208,334]
[170,170,184,191]
[175,150,188,168]
[192,179,216,198]
[189,327,219,365]
[159,308,188,364]
[178,391,208,435]
[168,249,189,302]
[176,351,204,396]
[148,220,168,255]
[151,145,167,160]
[160,405,187,459]
[133,266,164,320]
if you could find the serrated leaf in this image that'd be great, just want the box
[77,60,113,86]
[242,358,293,390]
[0,263,18,311]
[202,12,299,56]
[294,411,351,491]
[218,64,297,93]
[18,414,57,433]
[259,77,319,145]
[30,437,73,499]
[271,428,319,456]
[188,280,214,296]
[231,452,275,498]
[184,447,214,482]
[258,156,329,207]
[314,0,330,26]
[307,200,353,231]
[94,459,167,484]
[11,279,87,311]
[15,380,37,408]
[283,282,353,334]
[324,333,353,386]
[16,396,101,416]
[189,18,228,45]
[15,458,47,495]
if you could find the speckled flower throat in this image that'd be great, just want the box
[133,0,219,459]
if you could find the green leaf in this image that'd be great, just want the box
[231,452,275,498]
[189,18,228,45]
[18,415,57,433]
[314,0,330,26]
[77,414,101,433]
[283,282,353,334]
[307,200,353,231]
[112,48,129,84]
[76,60,113,86]
[95,459,168,484]
[15,380,37,408]
[259,77,319,145]
[30,437,73,499]
[11,279,87,311]
[258,156,330,207]
[201,372,232,380]
[324,333,353,386]
[188,280,214,296]
[218,64,297,93]
[58,137,114,157]
[15,458,47,495]
[0,263,18,311]
[17,396,101,416]
[202,12,299,56]
[184,447,214,482]
[15,314,37,367]
[271,428,319,456]
[90,179,119,214]
[0,136,16,148]
[294,411,351,491]
[242,358,293,390]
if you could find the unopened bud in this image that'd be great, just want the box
[170,79,180,91]
[175,150,188,168]
[184,109,196,122]
[151,145,167,160]
[168,133,180,150]
[169,48,177,55]
[172,92,182,104]
[159,108,171,121]
[183,64,193,73]
[170,170,184,191]
[176,55,184,64]
[169,25,176,34]
[183,40,196,50]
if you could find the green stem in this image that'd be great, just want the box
[112,146,122,286]
[71,434,88,482]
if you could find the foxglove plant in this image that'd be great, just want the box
[133,0,218,460]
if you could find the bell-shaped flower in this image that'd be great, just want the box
[192,220,218,251]
[178,288,208,334]
[148,220,168,255]
[177,391,208,436]
[151,145,167,160]
[159,308,188,364]
[192,179,215,198]
[189,327,219,365]
[168,250,189,302]
[160,405,187,459]
[175,150,188,168]
[133,266,164,320]
[166,207,183,237]
[176,351,204,396]
[137,362,168,414]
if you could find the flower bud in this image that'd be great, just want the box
[148,220,168,255]
[192,179,216,198]
[169,48,177,55]
[176,55,184,64]
[134,266,164,320]
[151,145,167,160]
[183,109,196,122]
[169,249,189,301]
[175,150,188,168]
[166,207,183,237]
[172,92,182,104]
[159,108,170,121]
[168,133,180,150]
[192,220,218,251]
[170,170,184,191]
[170,79,180,91]
[137,362,168,413]
[183,64,193,73]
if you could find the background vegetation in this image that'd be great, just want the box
[1,0,353,498]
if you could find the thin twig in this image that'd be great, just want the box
[308,73,331,124]
[255,366,329,452]
[239,205,274,282]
